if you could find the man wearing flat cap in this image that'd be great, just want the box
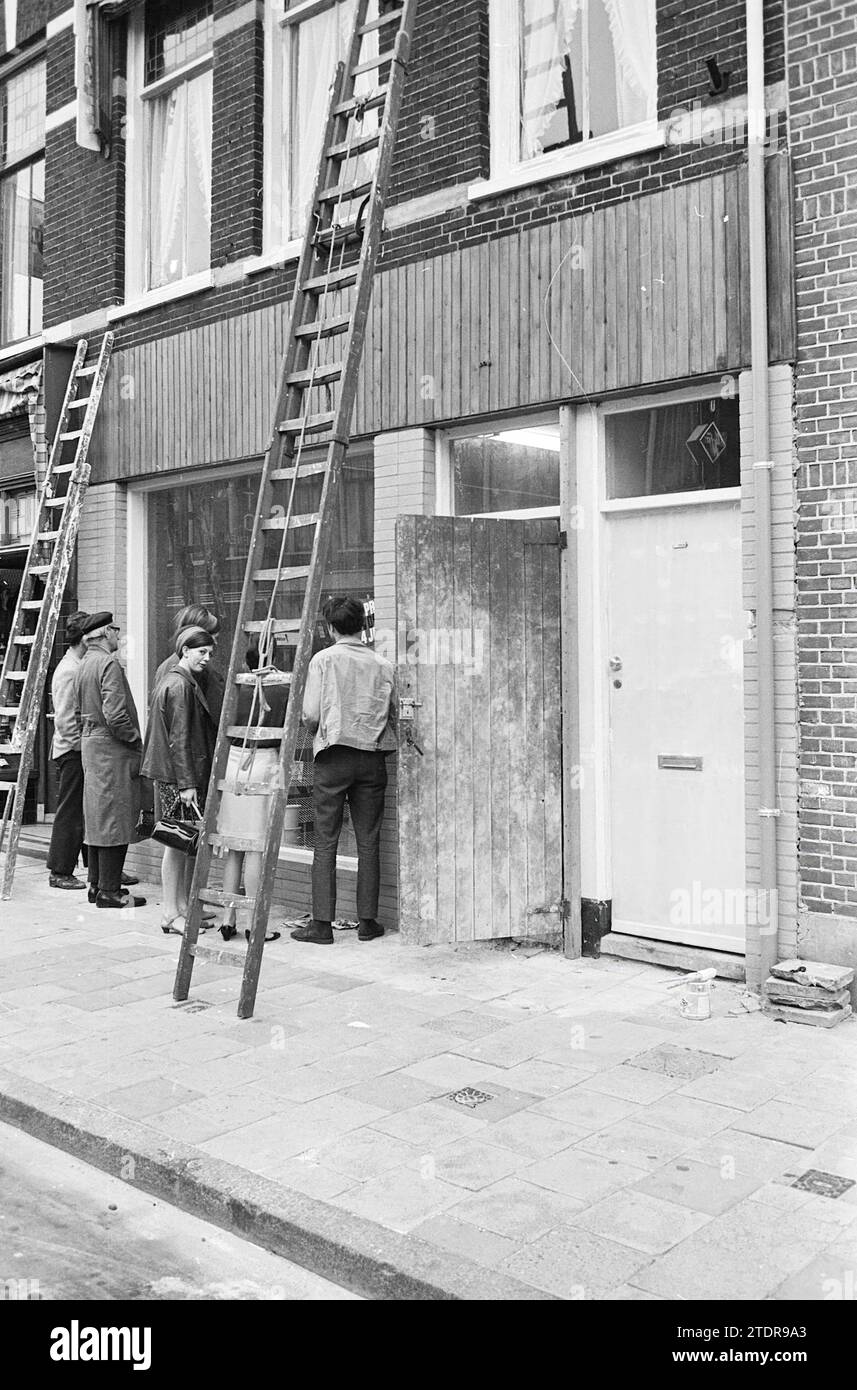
[46,610,89,889]
[72,613,147,909]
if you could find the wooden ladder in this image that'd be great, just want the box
[174,0,417,1018]
[0,332,115,899]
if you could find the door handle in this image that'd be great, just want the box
[608,656,623,672]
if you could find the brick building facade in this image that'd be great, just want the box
[0,0,851,985]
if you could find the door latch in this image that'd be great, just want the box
[399,697,422,722]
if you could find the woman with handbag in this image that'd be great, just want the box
[141,626,217,935]
[217,635,286,942]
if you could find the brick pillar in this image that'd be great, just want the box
[373,428,436,927]
[788,2,857,978]
[211,1,264,266]
[76,481,128,639]
[740,366,798,988]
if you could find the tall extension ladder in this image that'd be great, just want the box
[174,0,417,1018]
[0,333,115,899]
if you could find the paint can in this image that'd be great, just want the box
[680,979,712,1020]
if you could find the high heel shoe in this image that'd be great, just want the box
[160,914,186,936]
[220,923,237,941]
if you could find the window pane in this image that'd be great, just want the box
[0,160,43,341]
[589,0,652,138]
[145,69,212,288]
[0,61,45,167]
[606,399,741,500]
[520,0,584,160]
[145,0,214,83]
[146,453,374,851]
[452,427,561,515]
[284,0,358,240]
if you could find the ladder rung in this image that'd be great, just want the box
[350,52,394,78]
[252,565,310,583]
[278,413,335,436]
[0,708,20,716]
[37,531,60,543]
[318,178,373,205]
[359,7,404,36]
[215,779,276,796]
[44,496,68,508]
[21,601,42,610]
[0,781,17,791]
[260,512,319,531]
[234,671,293,686]
[75,365,98,377]
[67,398,91,410]
[59,430,83,442]
[325,132,381,162]
[4,673,26,681]
[243,619,301,635]
[302,267,358,294]
[285,362,344,388]
[270,462,328,482]
[29,566,51,576]
[333,86,388,117]
[199,891,256,911]
[51,464,75,475]
[227,726,290,742]
[295,314,351,340]
[13,636,35,646]
[208,833,268,854]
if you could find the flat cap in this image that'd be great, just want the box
[80,611,113,634]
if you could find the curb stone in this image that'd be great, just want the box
[0,1068,556,1302]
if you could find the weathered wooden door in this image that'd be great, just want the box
[396,515,564,944]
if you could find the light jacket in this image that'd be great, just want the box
[142,665,216,791]
[302,637,396,758]
[50,646,83,757]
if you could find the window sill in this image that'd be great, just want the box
[0,333,43,366]
[278,844,358,872]
[242,242,303,277]
[108,271,215,323]
[602,487,741,514]
[468,123,666,202]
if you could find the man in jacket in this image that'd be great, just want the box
[73,612,146,909]
[291,596,395,946]
[45,611,89,889]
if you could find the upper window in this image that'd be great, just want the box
[490,0,656,178]
[266,0,382,248]
[127,2,213,295]
[0,58,45,343]
[606,398,741,500]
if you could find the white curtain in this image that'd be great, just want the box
[602,0,656,126]
[287,0,357,239]
[521,0,583,159]
[147,69,211,288]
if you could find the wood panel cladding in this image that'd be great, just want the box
[91,156,794,482]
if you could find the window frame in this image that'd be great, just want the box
[480,0,662,200]
[124,5,214,303]
[0,49,46,347]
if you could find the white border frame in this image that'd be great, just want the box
[577,379,745,933]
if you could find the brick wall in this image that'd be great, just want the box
[76,482,128,636]
[789,1,857,953]
[740,365,798,988]
[211,8,264,266]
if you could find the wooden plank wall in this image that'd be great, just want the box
[90,157,794,483]
[396,514,563,945]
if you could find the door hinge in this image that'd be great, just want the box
[557,530,568,550]
[526,898,570,921]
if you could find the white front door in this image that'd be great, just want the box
[606,500,745,951]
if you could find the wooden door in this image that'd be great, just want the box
[396,515,564,944]
[606,500,745,951]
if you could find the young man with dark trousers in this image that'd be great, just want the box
[292,596,396,946]
[46,612,90,889]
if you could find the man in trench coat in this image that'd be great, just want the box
[73,612,147,909]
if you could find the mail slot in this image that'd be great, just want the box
[658,755,703,771]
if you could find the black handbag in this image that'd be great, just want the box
[151,800,203,856]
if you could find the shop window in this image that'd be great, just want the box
[266,0,381,247]
[127,2,213,294]
[0,58,45,343]
[450,425,561,517]
[145,451,374,852]
[605,397,740,501]
[489,0,656,176]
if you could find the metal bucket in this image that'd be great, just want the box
[679,979,712,1020]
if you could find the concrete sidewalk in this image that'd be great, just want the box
[1,856,856,1300]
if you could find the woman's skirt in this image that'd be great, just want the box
[216,745,279,846]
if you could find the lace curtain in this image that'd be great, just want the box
[146,68,212,288]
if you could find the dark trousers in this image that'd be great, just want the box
[46,751,87,876]
[311,745,388,923]
[87,845,128,895]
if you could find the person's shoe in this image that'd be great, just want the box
[49,873,87,890]
[290,920,334,945]
[358,919,384,941]
[88,885,128,904]
[96,891,147,909]
[120,871,139,886]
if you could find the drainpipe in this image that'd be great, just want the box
[746,0,779,985]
